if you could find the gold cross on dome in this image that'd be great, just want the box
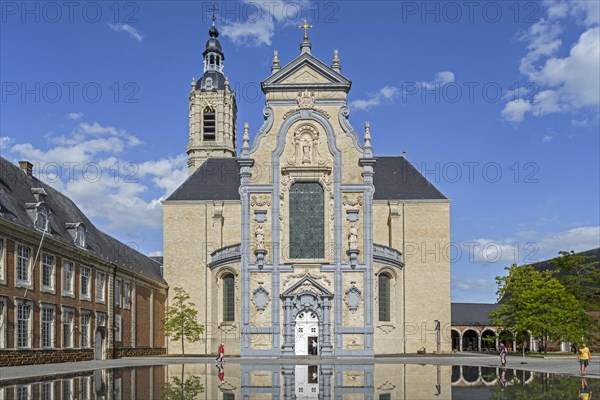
[298,19,313,41]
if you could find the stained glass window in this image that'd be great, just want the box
[378,273,391,322]
[223,274,235,321]
[289,183,324,259]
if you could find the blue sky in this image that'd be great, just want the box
[1,0,598,303]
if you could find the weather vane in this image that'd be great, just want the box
[298,19,313,41]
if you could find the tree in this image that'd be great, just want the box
[551,250,600,311]
[162,287,204,356]
[161,366,204,400]
[489,264,588,346]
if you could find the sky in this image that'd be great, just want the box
[1,0,599,303]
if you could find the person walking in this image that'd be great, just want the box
[215,342,225,363]
[578,343,592,376]
[498,343,508,367]
[579,378,592,400]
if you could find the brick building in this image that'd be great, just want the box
[0,157,167,366]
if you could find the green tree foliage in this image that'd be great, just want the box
[551,250,600,311]
[161,371,204,400]
[489,264,588,344]
[489,374,597,400]
[162,287,204,356]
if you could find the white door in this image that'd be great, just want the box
[295,311,318,356]
[94,330,104,360]
[295,365,319,399]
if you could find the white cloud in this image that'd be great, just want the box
[350,86,399,111]
[419,71,455,90]
[452,276,491,291]
[503,2,600,122]
[221,0,309,46]
[541,134,554,143]
[0,136,13,149]
[6,119,187,236]
[501,99,532,122]
[463,226,600,266]
[67,112,83,120]
[108,23,144,42]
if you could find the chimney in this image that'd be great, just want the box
[19,161,33,178]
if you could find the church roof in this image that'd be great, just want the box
[0,157,166,285]
[166,158,241,201]
[166,156,447,201]
[451,303,499,326]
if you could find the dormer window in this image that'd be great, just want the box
[34,204,50,232]
[205,77,213,90]
[75,224,86,248]
[66,222,86,248]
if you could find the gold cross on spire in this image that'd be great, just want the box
[298,19,313,41]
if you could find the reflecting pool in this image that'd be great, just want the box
[0,363,597,399]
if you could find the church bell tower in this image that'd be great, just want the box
[187,17,237,174]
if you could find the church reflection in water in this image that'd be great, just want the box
[2,362,589,399]
[0,363,453,399]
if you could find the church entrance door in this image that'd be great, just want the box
[295,311,319,356]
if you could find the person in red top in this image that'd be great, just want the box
[216,343,225,363]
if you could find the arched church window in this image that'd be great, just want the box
[378,273,391,322]
[223,273,235,321]
[289,183,324,259]
[203,106,216,141]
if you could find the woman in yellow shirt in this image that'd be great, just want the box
[578,343,592,376]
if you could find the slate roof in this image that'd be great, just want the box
[166,156,446,201]
[372,156,447,200]
[451,303,499,326]
[166,158,241,201]
[0,157,166,285]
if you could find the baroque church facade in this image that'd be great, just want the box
[163,22,451,357]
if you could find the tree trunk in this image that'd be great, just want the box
[181,319,185,357]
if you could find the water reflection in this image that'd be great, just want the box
[0,363,597,399]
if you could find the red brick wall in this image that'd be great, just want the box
[136,285,151,347]
[154,291,166,347]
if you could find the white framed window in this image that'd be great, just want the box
[62,261,74,297]
[80,267,91,300]
[96,271,106,303]
[114,314,122,342]
[75,225,86,248]
[62,308,74,348]
[79,376,91,400]
[115,279,121,307]
[16,245,32,288]
[35,205,49,232]
[41,305,55,348]
[80,311,91,348]
[62,379,74,400]
[40,381,54,400]
[16,300,32,348]
[124,282,131,308]
[15,384,32,400]
[0,297,6,348]
[96,312,106,327]
[41,254,55,292]
[0,238,6,284]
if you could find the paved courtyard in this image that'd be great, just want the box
[0,353,597,382]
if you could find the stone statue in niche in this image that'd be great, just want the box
[290,125,323,166]
[255,224,265,250]
[301,138,312,164]
[348,225,358,250]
